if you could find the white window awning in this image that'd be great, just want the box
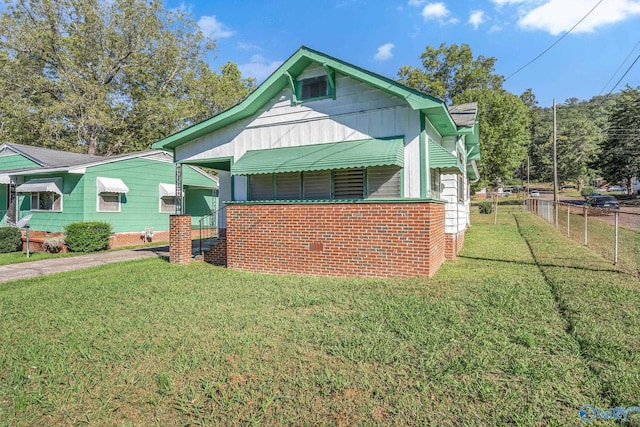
[97,177,129,194]
[159,183,176,198]
[16,178,62,194]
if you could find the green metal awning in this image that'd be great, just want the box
[231,137,404,175]
[428,141,463,174]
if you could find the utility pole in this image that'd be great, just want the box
[527,156,530,191]
[553,98,559,228]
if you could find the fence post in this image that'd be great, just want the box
[583,205,588,246]
[567,204,570,237]
[614,211,619,266]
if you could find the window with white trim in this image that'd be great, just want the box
[159,196,176,213]
[97,193,121,212]
[430,169,441,199]
[30,192,62,212]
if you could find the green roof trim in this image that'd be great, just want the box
[429,141,463,174]
[152,46,459,151]
[231,137,404,176]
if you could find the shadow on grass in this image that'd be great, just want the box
[458,254,632,276]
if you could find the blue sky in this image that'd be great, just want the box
[165,0,640,107]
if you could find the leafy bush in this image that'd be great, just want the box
[580,186,597,198]
[478,201,493,214]
[64,222,112,252]
[43,236,66,253]
[0,226,22,253]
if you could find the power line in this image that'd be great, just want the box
[598,39,640,96]
[505,0,604,81]
[604,53,640,96]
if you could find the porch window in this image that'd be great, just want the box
[430,169,441,199]
[303,170,331,199]
[276,172,301,199]
[31,192,62,212]
[246,166,400,201]
[458,175,465,203]
[249,174,273,200]
[333,168,364,199]
[367,165,400,199]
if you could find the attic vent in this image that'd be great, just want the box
[300,76,328,100]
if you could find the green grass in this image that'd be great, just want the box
[0,210,639,425]
[0,251,77,266]
[0,241,169,266]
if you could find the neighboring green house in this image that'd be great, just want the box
[0,143,217,246]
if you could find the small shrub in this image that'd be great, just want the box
[64,222,112,253]
[478,201,493,214]
[43,236,66,253]
[0,226,22,253]
[581,186,597,198]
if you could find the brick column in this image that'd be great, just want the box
[170,215,192,264]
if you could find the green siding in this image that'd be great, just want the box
[17,173,84,232]
[0,154,40,171]
[185,188,214,226]
[14,158,216,233]
[83,158,215,232]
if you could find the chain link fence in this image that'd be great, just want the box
[525,199,640,275]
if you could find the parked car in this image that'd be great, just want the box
[530,190,540,197]
[585,195,620,211]
[503,188,512,196]
[607,185,626,192]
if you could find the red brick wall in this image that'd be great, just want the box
[444,230,466,260]
[225,202,446,278]
[169,215,192,264]
[203,229,227,266]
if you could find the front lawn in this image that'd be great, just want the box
[0,209,638,425]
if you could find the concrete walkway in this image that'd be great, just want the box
[0,246,170,284]
[0,238,220,284]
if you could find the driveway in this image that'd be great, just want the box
[0,238,216,284]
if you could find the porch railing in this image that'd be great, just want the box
[197,206,225,254]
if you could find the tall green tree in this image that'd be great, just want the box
[0,0,254,155]
[397,43,503,104]
[398,43,528,184]
[455,88,530,183]
[598,86,640,192]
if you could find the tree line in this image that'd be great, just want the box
[0,0,638,190]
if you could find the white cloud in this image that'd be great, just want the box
[518,0,640,35]
[374,43,395,61]
[422,2,450,20]
[468,10,485,29]
[239,55,283,82]
[197,15,235,39]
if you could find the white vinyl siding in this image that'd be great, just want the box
[97,193,120,212]
[249,174,273,200]
[303,170,331,199]
[367,166,400,199]
[333,168,364,199]
[275,172,301,199]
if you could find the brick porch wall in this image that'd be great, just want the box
[225,202,446,278]
[169,215,192,264]
[203,229,227,266]
[444,230,466,260]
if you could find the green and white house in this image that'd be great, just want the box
[153,46,480,277]
[0,143,218,247]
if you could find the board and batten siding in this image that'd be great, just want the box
[174,68,433,228]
